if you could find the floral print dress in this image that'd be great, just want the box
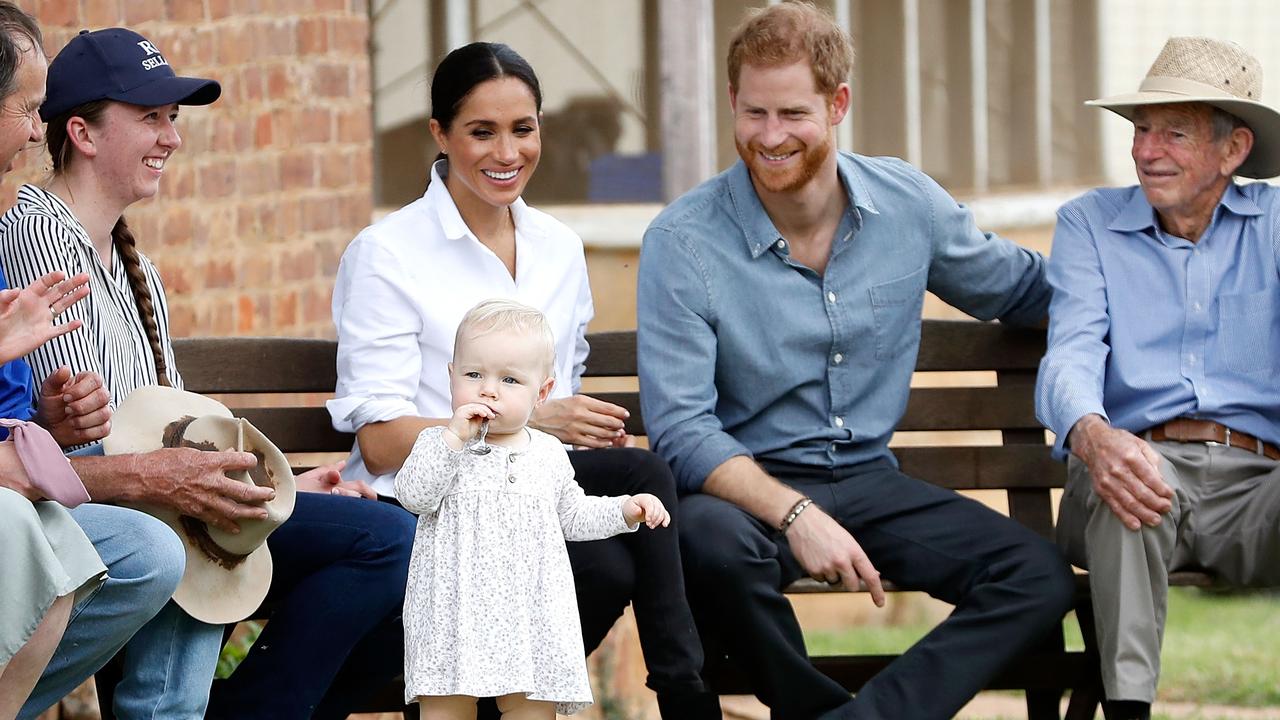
[395,426,635,713]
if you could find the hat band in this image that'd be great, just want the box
[1138,75,1246,101]
[163,415,252,570]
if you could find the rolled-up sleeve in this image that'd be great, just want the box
[637,226,752,494]
[1036,202,1111,458]
[328,235,424,433]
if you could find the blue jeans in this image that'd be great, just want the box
[19,503,222,720]
[206,491,415,720]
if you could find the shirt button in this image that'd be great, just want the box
[776,239,786,249]
[1188,354,1197,365]
[1192,302,1202,312]
[833,353,844,364]
[834,416,845,428]
[827,291,837,303]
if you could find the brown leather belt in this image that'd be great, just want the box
[1145,418,1280,461]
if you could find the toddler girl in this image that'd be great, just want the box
[396,299,669,719]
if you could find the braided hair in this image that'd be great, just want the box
[45,101,173,386]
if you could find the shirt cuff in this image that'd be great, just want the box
[326,395,420,433]
[1052,403,1109,460]
[677,433,754,494]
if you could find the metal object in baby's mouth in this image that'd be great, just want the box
[465,419,492,455]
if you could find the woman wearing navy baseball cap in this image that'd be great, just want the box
[0,28,415,720]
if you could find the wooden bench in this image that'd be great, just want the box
[132,321,1212,718]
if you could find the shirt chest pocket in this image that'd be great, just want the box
[1216,289,1277,375]
[869,266,927,360]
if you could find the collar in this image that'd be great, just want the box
[17,184,101,255]
[1108,181,1263,234]
[727,151,879,259]
[425,159,531,242]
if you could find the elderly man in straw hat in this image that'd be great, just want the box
[1037,36,1280,720]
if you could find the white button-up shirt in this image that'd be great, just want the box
[329,161,594,494]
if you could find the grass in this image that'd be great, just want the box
[803,587,1280,708]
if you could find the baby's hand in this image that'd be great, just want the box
[445,403,495,450]
[623,493,670,529]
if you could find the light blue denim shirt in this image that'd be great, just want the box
[637,152,1050,493]
[1037,182,1280,459]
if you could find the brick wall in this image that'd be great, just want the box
[4,0,373,338]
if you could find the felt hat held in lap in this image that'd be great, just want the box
[1087,36,1280,178]
[104,386,295,624]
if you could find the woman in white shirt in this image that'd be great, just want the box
[329,42,720,718]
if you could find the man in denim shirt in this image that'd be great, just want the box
[637,4,1074,718]
[1038,37,1280,720]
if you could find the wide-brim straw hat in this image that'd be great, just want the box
[1087,36,1280,179]
[103,386,296,624]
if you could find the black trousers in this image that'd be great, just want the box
[679,457,1075,720]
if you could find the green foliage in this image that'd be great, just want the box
[215,621,264,679]
[804,587,1280,708]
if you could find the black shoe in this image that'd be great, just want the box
[1103,700,1151,720]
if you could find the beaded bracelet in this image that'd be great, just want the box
[778,496,813,533]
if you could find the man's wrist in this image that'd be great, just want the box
[778,496,813,534]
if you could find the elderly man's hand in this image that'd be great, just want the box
[1069,414,1173,531]
[128,447,275,533]
[785,505,886,607]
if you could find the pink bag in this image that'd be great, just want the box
[0,419,91,507]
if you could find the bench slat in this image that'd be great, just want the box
[898,386,1040,430]
[174,337,338,394]
[229,407,353,454]
[895,445,1063,489]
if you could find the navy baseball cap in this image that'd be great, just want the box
[40,28,221,121]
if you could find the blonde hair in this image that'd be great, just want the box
[454,299,556,376]
[726,1,854,96]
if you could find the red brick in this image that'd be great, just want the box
[83,0,123,27]
[236,205,258,237]
[281,150,315,189]
[234,66,260,102]
[301,196,337,233]
[163,206,193,245]
[332,17,366,55]
[243,249,274,285]
[216,24,251,66]
[166,163,196,200]
[207,0,233,19]
[39,0,79,26]
[169,302,196,337]
[122,0,166,24]
[237,156,278,196]
[265,64,290,99]
[275,290,298,327]
[297,17,326,55]
[303,287,330,324]
[257,19,295,58]
[209,115,238,153]
[156,259,192,293]
[318,149,349,189]
[312,63,349,97]
[280,247,316,282]
[253,112,272,148]
[206,259,236,289]
[190,26,217,66]
[276,199,302,239]
[237,294,255,333]
[336,107,370,143]
[198,159,235,198]
[233,0,262,13]
[296,107,332,144]
[166,0,205,22]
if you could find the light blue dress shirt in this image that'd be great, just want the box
[1037,182,1280,459]
[637,152,1050,493]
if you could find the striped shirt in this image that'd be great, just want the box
[0,184,181,437]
